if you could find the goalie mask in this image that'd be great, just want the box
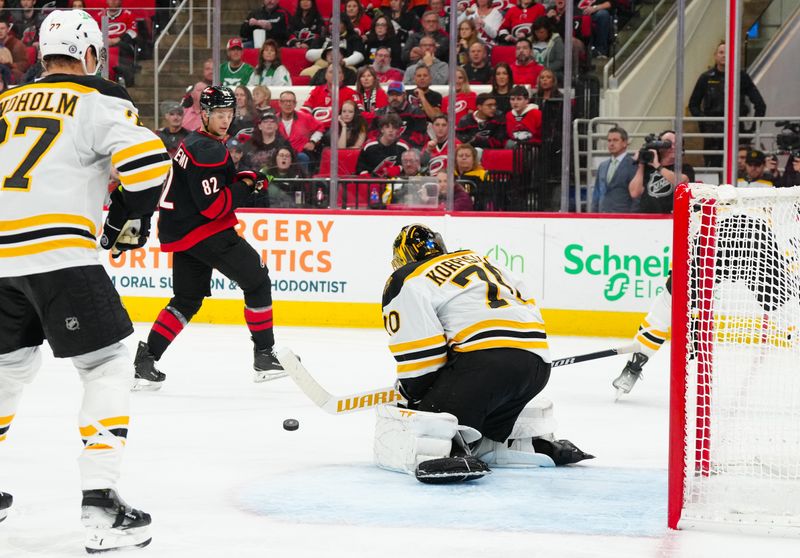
[391,224,447,270]
[39,10,106,76]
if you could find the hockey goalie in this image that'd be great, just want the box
[375,224,593,483]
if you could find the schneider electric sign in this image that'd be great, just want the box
[563,244,671,301]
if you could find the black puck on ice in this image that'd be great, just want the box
[283,418,299,431]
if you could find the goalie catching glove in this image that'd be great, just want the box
[235,170,269,191]
[100,188,153,258]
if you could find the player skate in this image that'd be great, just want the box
[132,341,166,391]
[0,491,11,522]
[253,347,287,382]
[612,352,649,400]
[81,488,152,554]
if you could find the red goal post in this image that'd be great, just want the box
[669,183,800,534]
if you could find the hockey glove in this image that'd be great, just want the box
[110,216,152,257]
[235,170,268,191]
[101,188,152,258]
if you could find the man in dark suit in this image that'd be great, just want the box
[591,126,637,213]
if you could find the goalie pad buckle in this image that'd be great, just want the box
[415,456,491,484]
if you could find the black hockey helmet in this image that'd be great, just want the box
[199,85,236,113]
[391,224,447,270]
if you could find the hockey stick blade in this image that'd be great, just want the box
[279,343,639,415]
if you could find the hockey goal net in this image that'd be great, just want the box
[670,184,800,534]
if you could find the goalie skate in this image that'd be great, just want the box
[0,491,11,523]
[612,352,649,400]
[81,489,152,554]
[132,341,165,391]
[253,347,287,382]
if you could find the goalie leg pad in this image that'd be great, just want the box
[507,397,557,441]
[474,437,556,468]
[374,404,481,475]
[415,456,491,484]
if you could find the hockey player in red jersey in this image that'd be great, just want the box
[133,86,286,390]
[506,85,542,145]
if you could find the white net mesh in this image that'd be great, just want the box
[679,185,800,532]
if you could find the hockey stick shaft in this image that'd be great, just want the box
[277,342,639,415]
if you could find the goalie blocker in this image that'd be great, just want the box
[374,399,593,484]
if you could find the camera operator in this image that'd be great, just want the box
[628,130,695,214]
[781,151,800,188]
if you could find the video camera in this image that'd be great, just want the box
[775,121,800,153]
[638,133,673,165]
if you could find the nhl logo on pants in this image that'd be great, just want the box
[65,317,80,331]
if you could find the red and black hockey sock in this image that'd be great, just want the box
[244,306,274,350]
[147,307,187,359]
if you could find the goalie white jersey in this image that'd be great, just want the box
[381,250,550,383]
[0,75,170,277]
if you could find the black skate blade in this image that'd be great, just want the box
[85,537,151,554]
[415,456,491,484]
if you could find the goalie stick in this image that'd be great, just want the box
[276,343,639,415]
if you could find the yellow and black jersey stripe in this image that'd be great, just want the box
[389,334,448,378]
[113,138,171,193]
[635,318,669,352]
[451,319,548,353]
[0,414,13,442]
[79,415,129,451]
[0,213,97,258]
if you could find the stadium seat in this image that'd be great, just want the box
[26,46,36,68]
[281,48,311,77]
[279,0,298,15]
[480,149,514,172]
[317,0,333,19]
[83,0,155,18]
[243,48,259,67]
[316,148,360,177]
[491,46,515,67]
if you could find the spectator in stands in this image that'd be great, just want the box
[287,0,324,49]
[456,19,482,66]
[403,36,448,85]
[629,130,695,213]
[240,0,290,47]
[220,38,254,87]
[229,84,257,138]
[736,149,775,188]
[463,41,491,84]
[0,19,29,82]
[358,113,409,178]
[201,58,214,85]
[400,148,424,178]
[277,90,323,170]
[511,38,543,86]
[459,0,503,45]
[781,152,800,188]
[688,41,767,169]
[579,0,612,59]
[0,61,9,93]
[181,82,206,132]
[155,102,190,158]
[428,171,474,210]
[765,153,781,182]
[490,62,514,116]
[530,67,561,105]
[364,14,402,69]
[505,85,542,146]
[13,0,42,48]
[259,146,307,208]
[736,145,749,181]
[303,62,361,130]
[356,65,388,122]
[591,126,637,213]
[95,0,138,86]
[227,138,246,171]
[330,99,368,149]
[345,0,372,37]
[454,143,488,197]
[242,109,291,173]
[443,67,477,126]
[303,45,357,85]
[372,46,404,83]
[530,16,563,82]
[248,39,291,86]
[374,81,428,148]
[0,1,11,27]
[403,10,449,65]
[408,65,442,120]
[498,0,546,44]
[546,0,586,70]
[428,0,449,29]
[0,45,12,77]
[383,0,421,44]
[306,18,366,75]
[252,84,272,111]
[421,114,460,176]
[457,93,507,149]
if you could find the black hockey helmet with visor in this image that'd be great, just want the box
[391,224,447,270]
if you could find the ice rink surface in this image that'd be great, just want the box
[1,324,798,558]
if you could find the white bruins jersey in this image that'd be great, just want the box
[0,75,170,277]
[381,250,550,383]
